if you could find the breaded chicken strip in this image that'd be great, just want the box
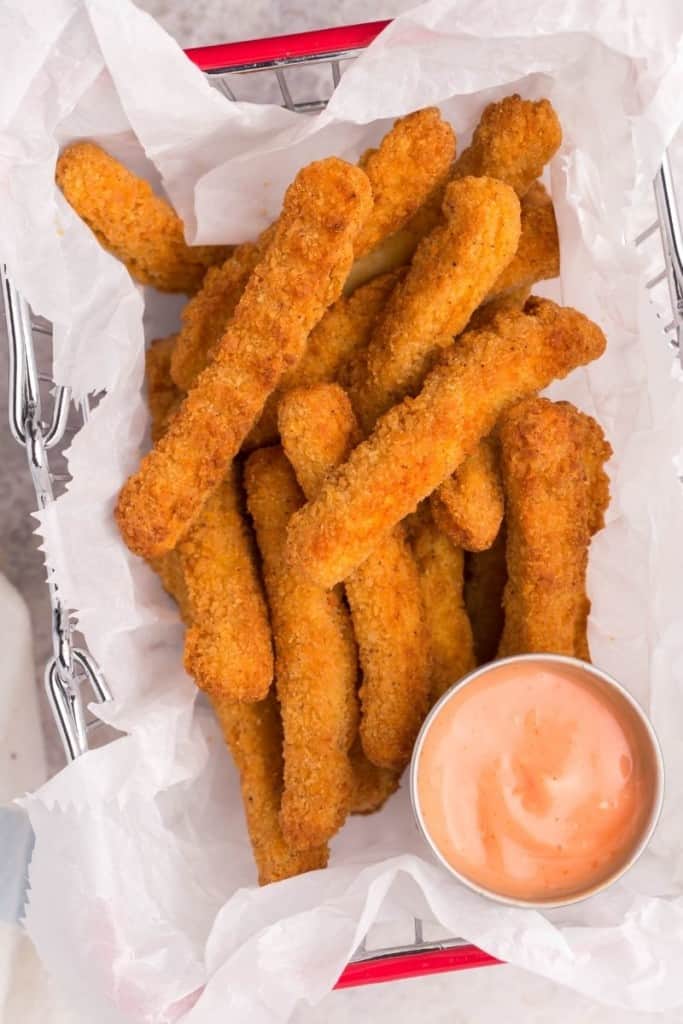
[407,505,475,703]
[145,335,182,443]
[497,398,611,659]
[348,176,521,429]
[172,109,453,391]
[349,738,400,814]
[170,238,267,391]
[285,299,606,588]
[430,436,504,552]
[464,526,508,665]
[453,95,562,196]
[345,96,562,286]
[487,182,559,300]
[353,107,456,260]
[213,692,329,885]
[279,384,431,772]
[465,285,531,332]
[116,158,372,559]
[244,447,357,850]
[56,142,230,294]
[246,270,401,450]
[176,464,274,702]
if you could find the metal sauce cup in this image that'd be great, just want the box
[410,654,664,908]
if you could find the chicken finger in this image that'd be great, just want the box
[345,95,562,287]
[285,298,606,589]
[56,141,230,294]
[464,526,508,665]
[174,109,453,390]
[352,107,456,261]
[487,181,559,300]
[244,447,357,850]
[246,269,402,450]
[406,505,475,703]
[176,464,274,702]
[348,176,521,429]
[430,436,504,552]
[170,237,267,391]
[116,158,372,559]
[212,692,328,885]
[349,738,400,814]
[279,384,431,772]
[145,335,182,443]
[497,398,611,659]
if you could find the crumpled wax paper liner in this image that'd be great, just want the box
[1,0,683,1020]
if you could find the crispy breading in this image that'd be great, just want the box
[244,447,357,850]
[487,182,559,299]
[116,158,373,559]
[279,383,431,772]
[354,107,456,259]
[497,398,611,659]
[430,436,504,552]
[452,95,562,197]
[173,110,453,390]
[465,286,531,332]
[345,96,562,288]
[285,298,607,589]
[170,237,267,391]
[55,142,230,293]
[464,526,508,665]
[176,463,274,702]
[349,738,400,814]
[145,335,181,443]
[348,176,521,429]
[148,551,191,621]
[407,504,476,703]
[212,692,329,885]
[246,270,401,450]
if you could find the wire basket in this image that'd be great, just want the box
[3,19,683,991]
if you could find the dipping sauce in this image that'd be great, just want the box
[413,657,660,904]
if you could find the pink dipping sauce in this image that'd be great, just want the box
[415,660,658,903]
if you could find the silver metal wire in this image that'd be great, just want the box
[3,38,683,975]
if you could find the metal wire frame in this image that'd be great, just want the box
[3,23,683,988]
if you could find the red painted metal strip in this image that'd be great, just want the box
[335,945,501,989]
[185,21,390,73]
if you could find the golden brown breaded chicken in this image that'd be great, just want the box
[246,269,402,450]
[463,526,508,665]
[172,110,453,390]
[170,237,267,391]
[244,447,357,851]
[279,384,431,773]
[407,504,476,703]
[348,176,521,429]
[497,398,611,659]
[452,95,562,198]
[353,107,456,260]
[145,336,181,443]
[346,95,562,287]
[176,464,274,702]
[487,182,559,300]
[465,286,531,332]
[116,158,373,560]
[430,436,504,552]
[56,142,230,294]
[285,298,606,589]
[213,692,329,885]
[349,738,400,814]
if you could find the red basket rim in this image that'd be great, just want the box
[184,20,389,73]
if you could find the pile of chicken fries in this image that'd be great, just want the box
[57,94,611,885]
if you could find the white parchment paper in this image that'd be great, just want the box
[1,0,683,1020]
